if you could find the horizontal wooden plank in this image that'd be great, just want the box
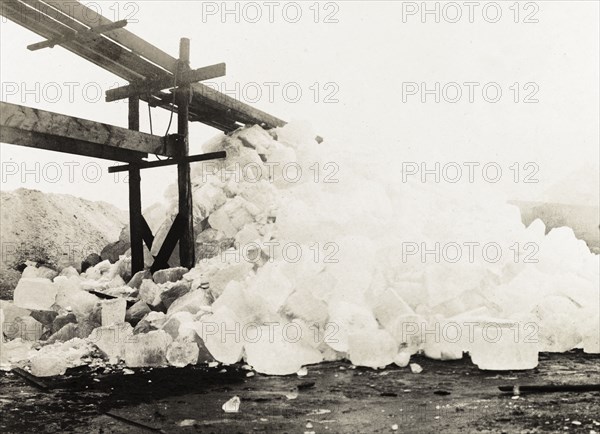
[0,127,147,162]
[43,0,178,72]
[28,19,128,51]
[1,0,146,81]
[7,0,167,79]
[108,151,226,173]
[0,101,176,157]
[106,63,226,102]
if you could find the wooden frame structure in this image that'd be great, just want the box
[0,0,288,274]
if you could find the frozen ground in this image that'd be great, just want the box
[0,351,598,433]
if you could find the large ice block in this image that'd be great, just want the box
[198,307,244,365]
[30,353,68,377]
[123,330,172,367]
[139,279,163,307]
[101,298,127,326]
[166,337,200,367]
[88,322,134,362]
[14,278,57,310]
[347,329,398,369]
[468,320,539,370]
[244,324,323,375]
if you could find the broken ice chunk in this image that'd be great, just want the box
[385,313,428,355]
[125,301,151,326]
[198,307,244,365]
[167,289,211,316]
[393,351,411,367]
[347,329,397,369]
[139,279,163,307]
[128,270,151,289]
[0,338,33,367]
[30,353,68,377]
[166,337,200,367]
[54,277,100,320]
[22,265,58,280]
[0,301,31,339]
[14,278,57,310]
[327,301,379,353]
[10,316,44,342]
[59,266,79,278]
[409,363,423,374]
[244,324,323,375]
[153,267,189,284]
[88,322,134,362]
[160,280,192,308]
[533,296,582,353]
[161,311,194,340]
[123,330,172,367]
[469,320,539,370]
[101,298,127,326]
[422,320,464,361]
[222,396,240,413]
[371,287,414,330]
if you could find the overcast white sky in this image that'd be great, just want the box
[1,1,599,209]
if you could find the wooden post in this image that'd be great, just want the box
[177,38,195,268]
[128,96,144,274]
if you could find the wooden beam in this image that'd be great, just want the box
[2,1,150,81]
[0,127,146,162]
[28,19,128,51]
[0,101,176,157]
[177,38,195,269]
[128,96,144,274]
[108,151,226,173]
[43,0,178,72]
[106,63,226,102]
[141,217,154,250]
[150,213,184,273]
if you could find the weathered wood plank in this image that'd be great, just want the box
[28,19,128,51]
[128,96,144,274]
[108,151,226,173]
[43,0,178,72]
[0,101,176,157]
[1,0,145,81]
[106,63,226,102]
[151,213,183,273]
[0,127,147,162]
[177,38,195,269]
[39,0,287,130]
[9,0,168,80]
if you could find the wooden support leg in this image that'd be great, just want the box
[177,38,195,269]
[128,96,144,274]
[129,166,143,273]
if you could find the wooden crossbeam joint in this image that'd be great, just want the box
[27,19,128,51]
[108,150,226,173]
[106,63,226,102]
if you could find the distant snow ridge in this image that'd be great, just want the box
[1,122,599,375]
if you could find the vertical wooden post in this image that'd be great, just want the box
[177,38,195,268]
[128,96,144,274]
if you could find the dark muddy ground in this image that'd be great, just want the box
[1,351,599,433]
